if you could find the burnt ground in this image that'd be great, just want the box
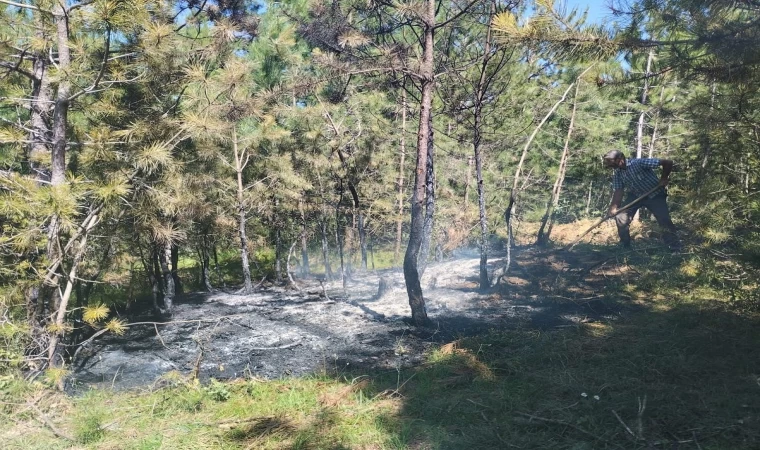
[70,245,640,392]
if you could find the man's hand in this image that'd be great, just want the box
[608,206,618,217]
[659,178,669,187]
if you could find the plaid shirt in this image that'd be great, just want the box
[612,158,664,198]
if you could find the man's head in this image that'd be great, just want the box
[603,150,626,169]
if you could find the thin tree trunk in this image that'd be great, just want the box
[199,233,213,292]
[506,65,593,251]
[464,156,473,210]
[335,184,347,290]
[212,243,225,288]
[316,172,333,280]
[472,4,498,290]
[299,197,310,276]
[286,238,301,291]
[403,0,434,327]
[699,81,717,179]
[395,89,407,264]
[158,240,175,315]
[346,182,366,270]
[47,212,99,369]
[275,227,282,283]
[418,114,435,278]
[636,50,654,159]
[151,244,163,314]
[233,130,253,293]
[585,181,593,217]
[537,79,581,246]
[320,219,332,280]
[648,85,665,158]
[171,243,182,295]
[358,214,367,270]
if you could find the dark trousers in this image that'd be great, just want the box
[615,194,678,247]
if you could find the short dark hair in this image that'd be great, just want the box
[603,150,624,161]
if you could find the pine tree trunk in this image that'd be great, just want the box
[636,50,654,159]
[418,114,435,278]
[403,0,434,327]
[28,48,51,175]
[46,212,98,369]
[508,81,576,248]
[358,214,367,270]
[199,234,213,292]
[472,7,498,290]
[50,5,71,187]
[321,219,332,280]
[275,227,283,283]
[335,185,347,289]
[395,90,407,264]
[44,5,74,370]
[237,198,253,293]
[299,197,310,276]
[465,155,473,210]
[317,172,333,280]
[648,86,666,158]
[159,240,175,315]
[150,244,162,314]
[233,131,253,293]
[537,80,580,246]
[346,182,366,270]
[171,243,182,295]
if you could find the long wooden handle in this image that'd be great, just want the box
[564,184,664,251]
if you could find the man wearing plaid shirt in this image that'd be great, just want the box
[603,150,679,249]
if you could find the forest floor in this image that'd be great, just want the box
[69,233,630,392]
[4,220,760,449]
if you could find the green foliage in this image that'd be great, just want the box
[204,378,231,402]
[74,412,105,444]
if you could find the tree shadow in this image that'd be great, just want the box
[360,300,760,449]
[347,243,760,449]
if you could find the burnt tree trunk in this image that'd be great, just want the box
[346,181,367,270]
[472,4,502,290]
[403,0,435,327]
[417,113,435,278]
[150,243,163,314]
[198,233,213,292]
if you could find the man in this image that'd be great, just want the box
[603,150,679,249]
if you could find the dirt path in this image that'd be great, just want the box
[71,246,633,392]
